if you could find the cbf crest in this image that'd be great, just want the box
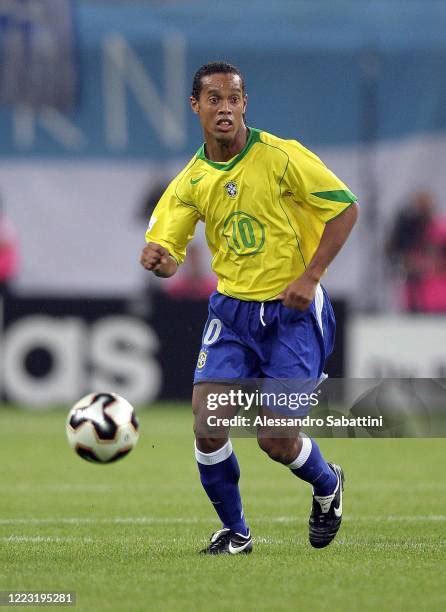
[224,180,238,198]
[197,350,207,369]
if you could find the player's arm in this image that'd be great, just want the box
[279,141,358,310]
[279,203,358,309]
[140,174,200,279]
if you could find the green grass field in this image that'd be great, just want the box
[0,405,445,611]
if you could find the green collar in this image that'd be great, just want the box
[196,127,261,171]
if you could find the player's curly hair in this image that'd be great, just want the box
[191,62,245,99]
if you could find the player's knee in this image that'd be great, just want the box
[257,436,297,464]
[193,411,227,441]
[191,396,202,418]
[257,436,282,461]
[195,436,227,454]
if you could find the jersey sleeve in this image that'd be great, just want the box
[284,141,357,223]
[145,178,201,264]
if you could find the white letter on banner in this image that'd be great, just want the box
[13,106,87,150]
[3,317,84,405]
[89,317,161,405]
[103,32,186,150]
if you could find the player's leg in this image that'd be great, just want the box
[258,285,344,548]
[256,414,301,464]
[257,408,343,550]
[291,448,344,549]
[192,292,261,554]
[256,411,337,497]
[193,382,252,554]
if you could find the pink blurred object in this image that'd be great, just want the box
[0,216,19,282]
[426,216,446,245]
[165,275,217,300]
[417,273,446,313]
[163,243,217,300]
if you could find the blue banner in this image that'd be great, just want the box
[0,0,445,158]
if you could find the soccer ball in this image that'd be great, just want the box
[66,392,139,463]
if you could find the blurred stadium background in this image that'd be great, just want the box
[0,0,446,408]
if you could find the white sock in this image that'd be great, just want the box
[194,440,233,465]
[287,435,312,470]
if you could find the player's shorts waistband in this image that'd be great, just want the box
[208,290,316,336]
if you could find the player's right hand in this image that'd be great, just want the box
[140,242,170,271]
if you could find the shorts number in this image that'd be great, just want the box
[203,318,222,345]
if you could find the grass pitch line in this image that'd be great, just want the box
[1,536,442,551]
[2,536,92,543]
[273,515,446,523]
[4,482,445,491]
[0,515,445,525]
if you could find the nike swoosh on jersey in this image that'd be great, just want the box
[190,175,205,185]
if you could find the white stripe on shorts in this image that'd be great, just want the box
[314,283,324,336]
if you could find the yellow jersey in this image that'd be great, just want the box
[145,128,357,301]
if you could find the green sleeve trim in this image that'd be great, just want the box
[195,127,261,171]
[311,189,357,204]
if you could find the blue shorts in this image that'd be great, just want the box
[193,286,335,385]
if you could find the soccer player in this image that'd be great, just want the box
[140,62,358,555]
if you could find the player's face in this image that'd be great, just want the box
[190,73,247,144]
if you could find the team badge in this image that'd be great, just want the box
[197,350,207,369]
[224,181,238,198]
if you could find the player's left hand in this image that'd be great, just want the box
[277,273,318,311]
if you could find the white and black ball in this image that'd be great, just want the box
[66,392,139,463]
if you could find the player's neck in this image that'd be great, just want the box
[204,126,249,162]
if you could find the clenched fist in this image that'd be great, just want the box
[140,242,178,278]
[277,272,318,311]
